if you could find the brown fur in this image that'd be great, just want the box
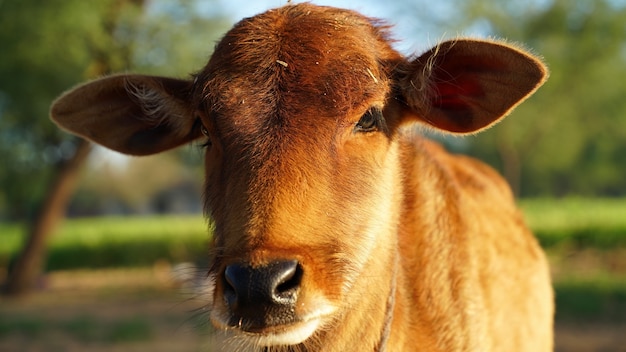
[50,3,552,351]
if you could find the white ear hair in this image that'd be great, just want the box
[51,74,201,155]
[124,77,193,133]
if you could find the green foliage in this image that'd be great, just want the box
[0,0,97,219]
[0,0,228,220]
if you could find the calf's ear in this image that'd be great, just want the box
[396,39,548,134]
[50,74,202,155]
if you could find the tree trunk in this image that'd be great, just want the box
[3,0,145,297]
[5,138,92,296]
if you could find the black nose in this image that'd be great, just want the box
[223,260,302,327]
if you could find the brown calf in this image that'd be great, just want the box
[51,3,553,351]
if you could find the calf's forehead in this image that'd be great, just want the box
[195,4,401,138]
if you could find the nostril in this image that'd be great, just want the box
[272,261,302,302]
[223,264,246,308]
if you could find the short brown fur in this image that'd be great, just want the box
[50,4,553,351]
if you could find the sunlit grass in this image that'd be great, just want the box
[520,197,626,249]
[1,197,626,269]
[0,215,210,270]
[520,197,626,230]
[54,215,209,244]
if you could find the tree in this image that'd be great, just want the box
[1,0,229,295]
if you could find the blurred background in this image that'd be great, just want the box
[1,0,625,351]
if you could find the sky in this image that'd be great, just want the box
[209,0,457,55]
[218,0,395,20]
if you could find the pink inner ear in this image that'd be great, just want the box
[432,77,484,111]
[430,55,506,111]
[421,48,547,133]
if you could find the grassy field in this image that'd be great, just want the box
[1,198,625,270]
[0,216,210,270]
[520,197,626,249]
[1,198,626,350]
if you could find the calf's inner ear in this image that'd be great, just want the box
[50,74,202,156]
[396,39,548,134]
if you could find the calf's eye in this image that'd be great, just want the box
[198,122,212,148]
[355,108,382,133]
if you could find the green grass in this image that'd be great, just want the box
[0,316,46,338]
[0,215,209,270]
[107,317,153,342]
[554,274,626,322]
[0,314,153,343]
[1,197,626,269]
[520,198,626,249]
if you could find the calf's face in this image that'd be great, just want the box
[195,10,405,344]
[50,4,547,348]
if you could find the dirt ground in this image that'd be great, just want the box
[1,267,624,352]
[556,323,626,352]
[0,267,210,352]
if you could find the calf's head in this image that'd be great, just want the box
[51,3,546,349]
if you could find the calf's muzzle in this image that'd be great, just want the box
[222,260,303,329]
